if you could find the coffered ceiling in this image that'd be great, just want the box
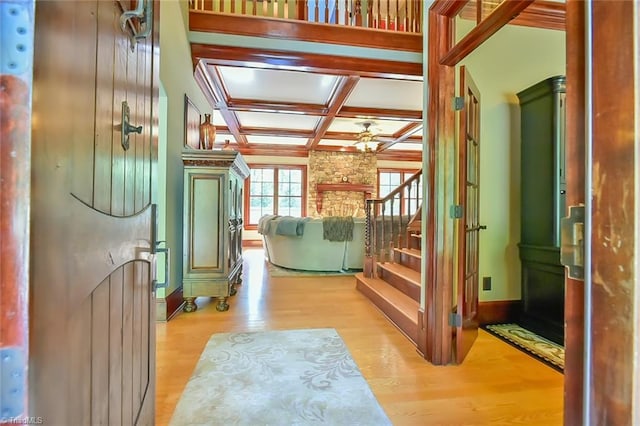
[193,49,424,159]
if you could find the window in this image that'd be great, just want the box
[378,169,422,216]
[245,165,306,228]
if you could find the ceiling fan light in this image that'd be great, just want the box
[355,140,378,152]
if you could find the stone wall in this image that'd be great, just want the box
[308,151,377,217]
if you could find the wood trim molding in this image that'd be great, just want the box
[338,106,422,121]
[189,11,423,53]
[510,1,565,32]
[440,0,534,66]
[477,300,521,325]
[156,285,185,322]
[458,1,565,32]
[191,44,423,79]
[422,9,456,365]
[563,0,585,423]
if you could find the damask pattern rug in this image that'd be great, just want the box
[169,328,391,426]
[485,323,564,372]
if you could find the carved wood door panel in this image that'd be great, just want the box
[30,1,158,424]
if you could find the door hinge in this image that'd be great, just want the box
[450,204,463,219]
[560,205,584,280]
[449,312,462,327]
[453,96,465,111]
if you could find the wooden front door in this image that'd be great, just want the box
[455,65,481,364]
[30,1,159,424]
[564,1,640,423]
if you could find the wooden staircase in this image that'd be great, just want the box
[356,223,422,346]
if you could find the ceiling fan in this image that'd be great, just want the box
[354,121,383,152]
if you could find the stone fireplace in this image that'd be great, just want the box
[308,150,377,217]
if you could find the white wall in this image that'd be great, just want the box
[156,0,212,308]
[457,22,566,301]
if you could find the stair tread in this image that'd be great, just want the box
[355,274,418,324]
[378,262,421,286]
[393,247,421,258]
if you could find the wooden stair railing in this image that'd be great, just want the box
[364,169,422,278]
[189,0,422,33]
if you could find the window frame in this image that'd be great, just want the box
[377,168,421,216]
[244,164,307,230]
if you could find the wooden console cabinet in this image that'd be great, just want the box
[182,150,249,312]
[517,76,566,345]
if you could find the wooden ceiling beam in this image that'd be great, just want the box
[192,44,423,79]
[440,0,535,66]
[194,63,248,145]
[458,0,565,32]
[337,106,422,121]
[226,99,327,115]
[307,76,360,149]
[232,127,313,139]
[235,144,309,157]
[378,122,423,151]
[509,1,565,32]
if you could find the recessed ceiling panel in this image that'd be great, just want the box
[387,142,423,151]
[246,136,308,145]
[344,78,423,110]
[218,66,338,105]
[236,111,320,130]
[328,117,410,134]
[212,110,226,126]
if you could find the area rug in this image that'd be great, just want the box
[484,323,564,372]
[169,328,391,426]
[266,261,360,277]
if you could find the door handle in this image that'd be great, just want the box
[479,225,487,230]
[151,204,169,291]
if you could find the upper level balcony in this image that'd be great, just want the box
[188,0,424,53]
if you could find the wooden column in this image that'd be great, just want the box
[588,1,640,423]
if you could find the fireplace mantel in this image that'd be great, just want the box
[316,183,374,213]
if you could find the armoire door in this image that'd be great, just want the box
[30,1,159,424]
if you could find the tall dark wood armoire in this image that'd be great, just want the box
[517,76,566,345]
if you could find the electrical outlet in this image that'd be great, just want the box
[482,276,492,291]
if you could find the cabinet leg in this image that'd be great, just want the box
[183,297,197,313]
[229,285,237,296]
[215,297,229,312]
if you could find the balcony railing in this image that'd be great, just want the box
[189,0,422,33]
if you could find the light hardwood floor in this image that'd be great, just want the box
[156,249,563,425]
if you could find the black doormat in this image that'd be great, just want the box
[483,323,564,373]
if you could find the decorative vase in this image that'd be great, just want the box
[199,113,216,150]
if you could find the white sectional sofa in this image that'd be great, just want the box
[260,217,365,271]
